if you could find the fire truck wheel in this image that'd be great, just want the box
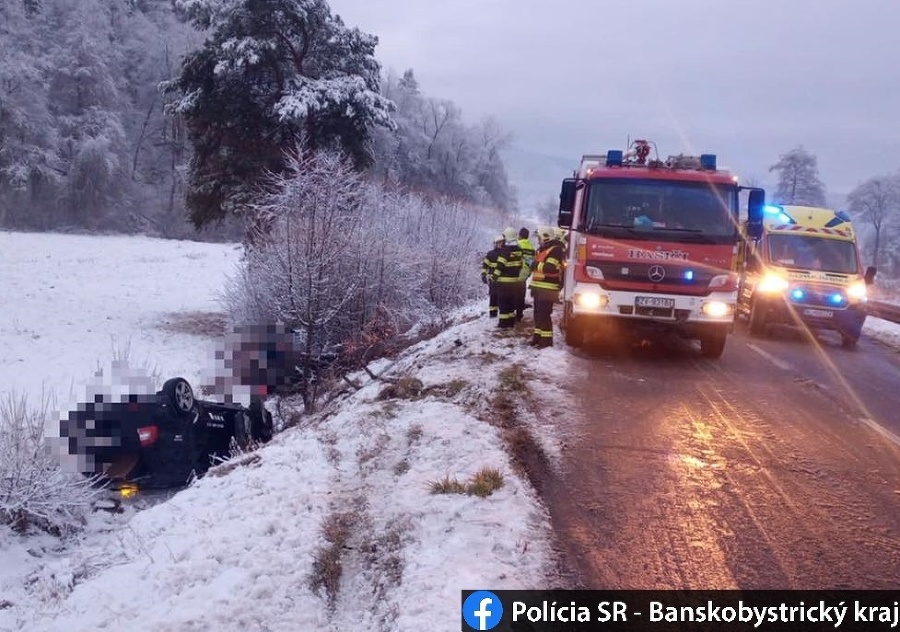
[700,328,727,359]
[748,299,767,336]
[564,312,584,347]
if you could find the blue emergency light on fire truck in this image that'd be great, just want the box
[556,139,765,358]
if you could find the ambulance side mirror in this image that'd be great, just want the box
[865,266,877,285]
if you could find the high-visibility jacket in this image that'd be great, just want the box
[493,243,524,283]
[517,238,535,281]
[531,239,566,291]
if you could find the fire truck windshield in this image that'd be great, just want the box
[582,179,737,242]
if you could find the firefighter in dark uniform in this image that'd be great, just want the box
[529,227,567,347]
[481,234,505,318]
[493,227,524,329]
[516,227,536,321]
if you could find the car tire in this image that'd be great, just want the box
[840,333,859,349]
[162,377,195,417]
[233,411,253,449]
[249,396,274,443]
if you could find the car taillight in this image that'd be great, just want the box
[137,425,159,447]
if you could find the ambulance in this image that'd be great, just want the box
[737,204,877,348]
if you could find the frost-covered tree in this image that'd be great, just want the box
[847,174,900,271]
[768,146,826,206]
[370,68,516,213]
[222,144,484,410]
[0,0,59,226]
[164,0,395,229]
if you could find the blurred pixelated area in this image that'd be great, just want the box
[203,322,303,401]
[50,359,161,477]
[51,321,298,481]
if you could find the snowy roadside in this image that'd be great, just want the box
[863,314,900,353]
[1,297,569,631]
[865,285,900,352]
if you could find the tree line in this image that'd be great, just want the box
[768,146,900,275]
[0,0,516,239]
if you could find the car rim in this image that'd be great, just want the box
[175,382,193,410]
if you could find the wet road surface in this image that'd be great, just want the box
[545,321,900,589]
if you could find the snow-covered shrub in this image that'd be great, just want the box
[0,392,100,536]
[221,144,485,410]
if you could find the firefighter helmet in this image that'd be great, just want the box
[502,227,518,242]
[493,234,505,245]
[537,226,554,242]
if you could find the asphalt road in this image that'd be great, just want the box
[545,319,900,589]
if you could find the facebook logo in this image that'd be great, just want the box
[462,590,503,630]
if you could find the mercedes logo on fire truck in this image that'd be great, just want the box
[648,265,666,282]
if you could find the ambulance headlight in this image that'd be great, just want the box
[846,281,867,301]
[758,272,789,293]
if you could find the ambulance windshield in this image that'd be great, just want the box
[767,234,859,274]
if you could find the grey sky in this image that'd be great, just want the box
[329,0,900,210]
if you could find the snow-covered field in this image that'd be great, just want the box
[0,230,566,632]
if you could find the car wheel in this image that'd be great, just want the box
[840,332,859,349]
[249,396,274,443]
[233,411,253,449]
[162,377,195,417]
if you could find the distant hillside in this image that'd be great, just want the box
[502,146,575,215]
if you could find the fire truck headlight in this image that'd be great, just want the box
[701,301,732,318]
[585,266,604,280]
[575,293,607,310]
[758,272,789,293]
[846,280,867,301]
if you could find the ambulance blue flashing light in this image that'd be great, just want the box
[700,154,717,170]
[606,150,624,167]
[683,270,694,281]
[825,209,852,228]
[791,289,805,301]
[829,293,846,305]
[763,205,795,224]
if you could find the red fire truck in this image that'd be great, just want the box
[557,139,765,358]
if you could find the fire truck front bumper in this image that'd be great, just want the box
[569,284,737,327]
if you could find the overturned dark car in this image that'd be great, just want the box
[60,377,273,489]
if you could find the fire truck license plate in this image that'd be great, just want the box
[635,296,675,309]
[803,308,833,319]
